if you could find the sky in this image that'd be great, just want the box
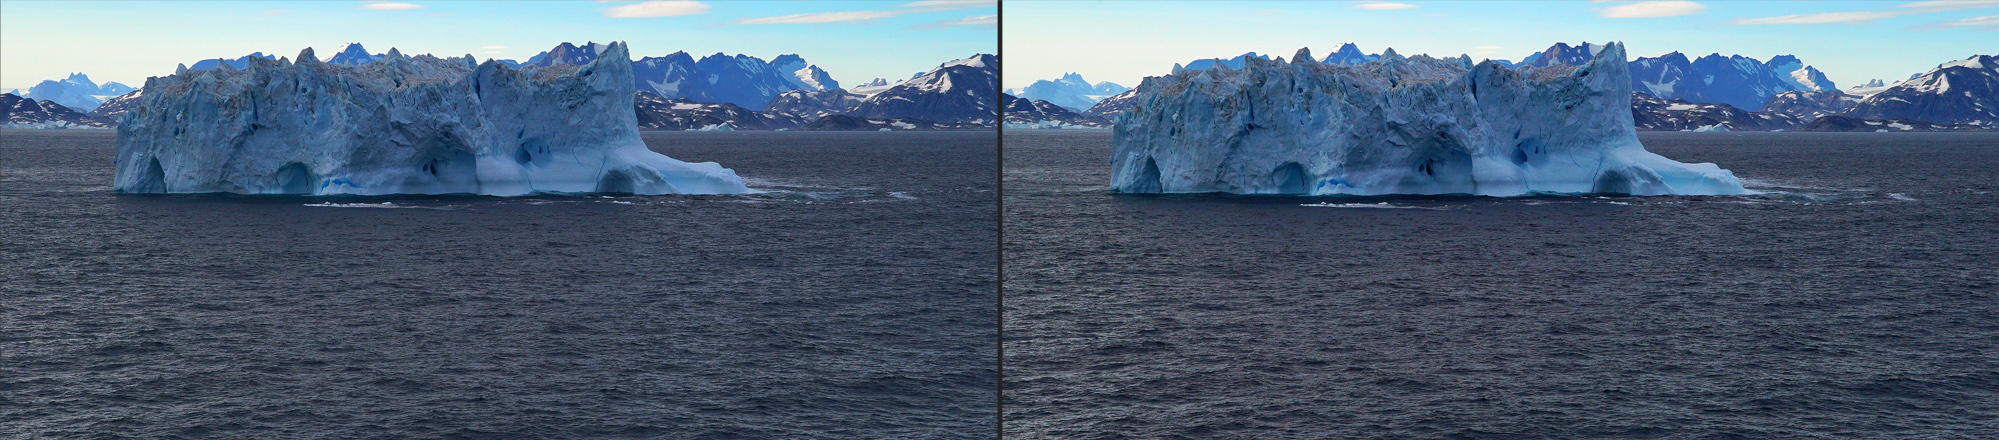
[2,0,995,92]
[1004,0,1997,92]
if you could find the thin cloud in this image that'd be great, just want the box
[1897,0,1999,12]
[1728,11,1905,25]
[1353,2,1419,11]
[1914,14,1999,29]
[738,10,905,24]
[1476,46,1503,50]
[733,0,991,26]
[899,0,996,11]
[1599,1,1705,18]
[427,13,454,17]
[909,14,995,29]
[1727,0,1996,26]
[603,1,710,18]
[358,2,423,11]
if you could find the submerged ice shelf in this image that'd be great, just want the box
[1110,42,1745,196]
[114,41,749,195]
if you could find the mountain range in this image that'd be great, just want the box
[1007,72,1127,112]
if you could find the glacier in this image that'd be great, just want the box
[114,41,749,196]
[1110,42,1746,196]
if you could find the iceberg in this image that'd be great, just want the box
[1110,42,1745,196]
[114,41,749,195]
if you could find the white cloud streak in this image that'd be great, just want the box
[358,2,423,11]
[1728,11,1906,25]
[603,1,710,18]
[910,14,995,29]
[1727,0,1996,26]
[737,10,905,24]
[1598,1,1706,18]
[1917,14,1999,29]
[1353,2,1419,11]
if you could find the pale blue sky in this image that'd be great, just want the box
[2,1,995,91]
[1005,1,1996,91]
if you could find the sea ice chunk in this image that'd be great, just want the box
[1110,42,1745,196]
[114,42,749,195]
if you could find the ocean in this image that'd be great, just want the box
[1,129,997,439]
[1002,130,1999,439]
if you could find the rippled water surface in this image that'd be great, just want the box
[2,129,997,439]
[1002,130,1999,439]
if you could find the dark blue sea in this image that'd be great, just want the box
[1,129,997,439]
[1002,130,1999,439]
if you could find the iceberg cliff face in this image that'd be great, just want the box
[1110,42,1745,196]
[114,41,749,195]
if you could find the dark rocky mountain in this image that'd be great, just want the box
[1015,72,1127,112]
[1321,43,1380,65]
[189,52,278,71]
[86,90,145,122]
[1630,92,1800,131]
[1760,90,1861,121]
[763,89,864,122]
[632,92,804,131]
[518,42,836,110]
[1525,42,1832,111]
[1843,55,1999,126]
[524,42,608,67]
[2,93,113,128]
[1797,115,1988,132]
[1003,93,1110,128]
[1180,52,1271,72]
[1521,42,1602,67]
[1082,89,1139,121]
[849,54,998,126]
[21,73,134,111]
[800,114,985,131]
[325,43,387,66]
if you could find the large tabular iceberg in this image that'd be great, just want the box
[114,41,749,195]
[1110,42,1745,196]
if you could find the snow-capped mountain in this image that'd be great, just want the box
[1629,92,1800,131]
[849,78,901,96]
[849,54,998,126]
[1760,90,1861,121]
[20,73,135,111]
[1767,55,1836,92]
[763,89,864,122]
[1844,55,1999,125]
[1014,72,1127,112]
[633,91,804,131]
[3,93,113,128]
[325,43,388,66]
[88,90,145,122]
[770,54,840,91]
[1003,93,1110,129]
[1083,89,1139,120]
